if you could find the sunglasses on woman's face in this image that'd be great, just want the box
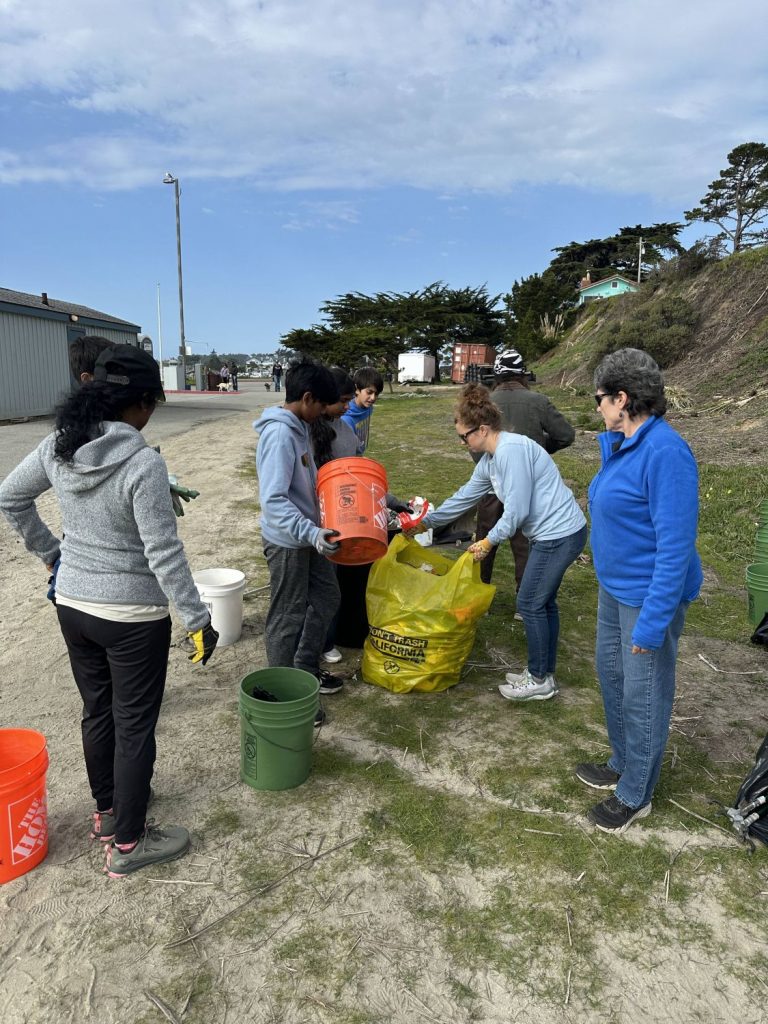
[594,393,611,407]
[458,426,481,444]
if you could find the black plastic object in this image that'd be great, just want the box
[750,612,768,646]
[251,685,281,703]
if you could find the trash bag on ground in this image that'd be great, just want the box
[725,733,768,848]
[361,534,495,693]
[750,612,768,646]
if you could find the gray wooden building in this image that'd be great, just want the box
[0,288,141,419]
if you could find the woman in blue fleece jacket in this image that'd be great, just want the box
[577,348,703,834]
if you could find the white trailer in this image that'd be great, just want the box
[397,352,436,384]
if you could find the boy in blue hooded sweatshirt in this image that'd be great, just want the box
[253,360,344,703]
[340,367,383,453]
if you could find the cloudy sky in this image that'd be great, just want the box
[1,0,766,353]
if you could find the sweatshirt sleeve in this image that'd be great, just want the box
[485,444,533,545]
[130,452,210,631]
[256,425,322,548]
[422,459,492,530]
[0,440,62,565]
[631,444,699,650]
[542,400,576,454]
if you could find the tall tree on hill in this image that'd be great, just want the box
[503,271,575,361]
[549,223,684,286]
[685,142,768,253]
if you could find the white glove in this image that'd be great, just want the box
[315,529,341,556]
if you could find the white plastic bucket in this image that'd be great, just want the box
[193,568,246,647]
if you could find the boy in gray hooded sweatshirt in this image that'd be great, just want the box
[253,360,343,706]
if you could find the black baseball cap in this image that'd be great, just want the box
[94,345,166,402]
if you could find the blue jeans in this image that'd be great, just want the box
[596,587,689,809]
[516,525,587,678]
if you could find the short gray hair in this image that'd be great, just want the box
[593,348,667,417]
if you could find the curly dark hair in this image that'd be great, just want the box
[593,348,667,418]
[310,368,355,468]
[54,383,158,463]
[454,383,502,431]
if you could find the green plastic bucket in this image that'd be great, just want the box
[239,668,319,791]
[746,563,768,627]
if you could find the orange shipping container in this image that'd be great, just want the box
[451,343,497,383]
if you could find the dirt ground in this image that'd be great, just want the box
[1,410,767,1024]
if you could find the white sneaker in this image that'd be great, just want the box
[322,648,342,664]
[498,669,558,701]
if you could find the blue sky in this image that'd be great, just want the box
[1,0,766,357]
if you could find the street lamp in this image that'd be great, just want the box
[163,172,187,387]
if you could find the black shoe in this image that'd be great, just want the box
[317,670,343,695]
[575,762,620,791]
[587,795,652,834]
[314,706,327,729]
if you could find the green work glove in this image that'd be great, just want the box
[169,481,200,518]
[187,621,219,665]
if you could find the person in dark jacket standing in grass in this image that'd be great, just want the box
[0,345,219,878]
[474,348,576,589]
[576,348,702,834]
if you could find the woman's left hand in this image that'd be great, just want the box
[468,538,493,561]
[631,645,651,655]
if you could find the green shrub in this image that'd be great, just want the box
[592,296,699,369]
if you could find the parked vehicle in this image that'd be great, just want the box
[398,353,436,384]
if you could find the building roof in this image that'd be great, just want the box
[579,274,639,293]
[0,287,140,329]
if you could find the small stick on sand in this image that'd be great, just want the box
[565,906,573,947]
[523,828,563,837]
[564,968,572,1007]
[144,990,182,1024]
[667,798,739,839]
[85,964,96,1016]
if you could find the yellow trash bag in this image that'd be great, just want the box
[361,534,496,693]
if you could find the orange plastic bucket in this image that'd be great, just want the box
[0,729,49,884]
[317,457,389,565]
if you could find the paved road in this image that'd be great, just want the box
[0,381,281,481]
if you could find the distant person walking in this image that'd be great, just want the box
[272,362,283,392]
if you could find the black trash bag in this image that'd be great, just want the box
[725,734,768,847]
[750,612,768,646]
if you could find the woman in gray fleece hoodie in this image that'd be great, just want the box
[0,345,218,878]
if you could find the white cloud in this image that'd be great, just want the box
[0,0,765,200]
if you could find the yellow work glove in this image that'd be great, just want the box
[467,537,493,561]
[187,621,220,665]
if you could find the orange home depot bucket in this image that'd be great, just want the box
[317,457,389,565]
[0,729,49,884]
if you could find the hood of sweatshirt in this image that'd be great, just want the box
[253,405,308,437]
[50,421,149,493]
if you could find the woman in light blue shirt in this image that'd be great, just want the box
[421,384,587,701]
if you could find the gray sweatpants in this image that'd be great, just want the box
[263,544,341,674]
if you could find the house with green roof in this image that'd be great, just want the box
[577,273,639,307]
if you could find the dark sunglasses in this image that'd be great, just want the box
[594,393,611,407]
[458,426,482,444]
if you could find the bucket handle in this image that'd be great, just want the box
[244,726,316,754]
[335,463,386,496]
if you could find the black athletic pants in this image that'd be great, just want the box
[56,606,172,844]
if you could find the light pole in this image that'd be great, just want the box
[163,172,187,387]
